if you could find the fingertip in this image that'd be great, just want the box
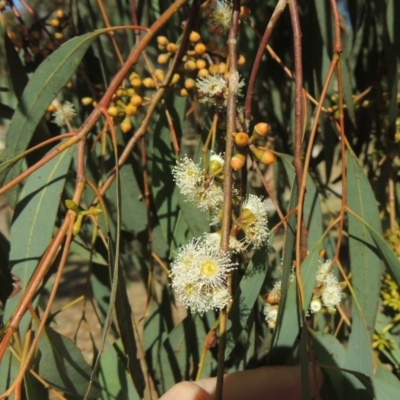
[159,381,213,400]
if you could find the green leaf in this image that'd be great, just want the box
[277,153,323,247]
[311,330,346,399]
[157,315,199,393]
[38,326,101,399]
[177,191,210,238]
[98,339,140,400]
[353,216,400,295]
[344,367,400,399]
[226,242,270,357]
[0,348,19,396]
[0,102,13,119]
[151,95,185,247]
[3,143,73,335]
[108,163,147,233]
[0,29,108,196]
[346,147,381,375]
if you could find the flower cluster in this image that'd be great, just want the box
[170,237,237,314]
[172,156,224,212]
[196,73,245,108]
[311,259,343,312]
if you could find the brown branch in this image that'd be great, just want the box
[244,0,287,127]
[215,2,241,399]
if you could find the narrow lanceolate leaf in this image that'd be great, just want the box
[3,144,73,335]
[178,191,209,238]
[0,29,108,188]
[226,242,270,358]
[38,327,102,399]
[311,330,346,399]
[157,315,198,393]
[346,147,381,376]
[98,339,140,400]
[151,95,185,248]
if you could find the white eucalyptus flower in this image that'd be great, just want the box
[51,101,76,127]
[239,194,269,249]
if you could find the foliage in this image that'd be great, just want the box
[0,0,400,399]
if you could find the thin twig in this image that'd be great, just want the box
[215,1,241,399]
[244,0,287,128]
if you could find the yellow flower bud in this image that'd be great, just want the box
[194,43,207,56]
[130,94,142,106]
[234,132,249,147]
[81,97,93,106]
[72,214,83,236]
[189,31,201,42]
[184,60,197,71]
[65,199,80,213]
[107,105,119,117]
[184,78,196,90]
[230,153,246,171]
[249,122,269,143]
[157,36,169,46]
[171,73,180,85]
[196,58,207,70]
[154,69,165,81]
[143,77,156,88]
[120,117,133,133]
[125,104,137,116]
[249,145,275,165]
[49,19,60,28]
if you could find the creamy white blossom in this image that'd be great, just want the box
[212,288,232,310]
[170,238,237,313]
[264,303,279,329]
[321,281,342,311]
[314,259,343,312]
[209,0,232,34]
[203,232,245,254]
[310,297,322,313]
[240,194,269,249]
[51,101,76,127]
[172,156,224,212]
[196,73,245,108]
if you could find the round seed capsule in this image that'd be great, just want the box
[49,19,60,28]
[143,77,156,88]
[81,97,93,106]
[196,59,207,70]
[154,69,165,81]
[208,64,220,75]
[120,117,133,133]
[189,31,201,42]
[194,43,206,56]
[184,60,197,71]
[184,78,196,90]
[179,88,189,97]
[157,36,169,46]
[130,94,142,106]
[166,42,177,53]
[198,68,209,78]
[157,53,170,65]
[125,104,137,116]
[56,10,66,19]
[234,132,249,147]
[130,77,142,88]
[107,106,119,117]
[237,55,246,66]
[230,153,246,171]
[240,6,250,18]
